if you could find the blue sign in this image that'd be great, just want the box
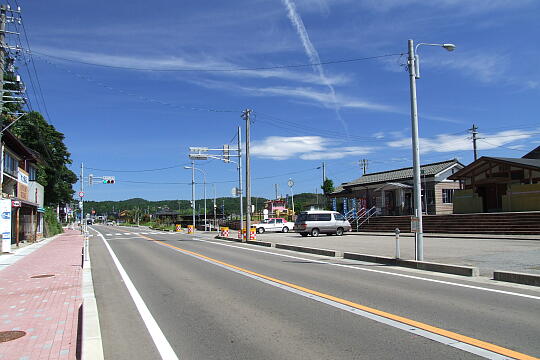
[343,198,348,214]
[1,211,10,220]
[351,198,357,218]
[331,198,337,211]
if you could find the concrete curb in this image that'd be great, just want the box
[214,235,273,247]
[275,244,341,257]
[493,270,540,286]
[343,252,479,277]
[82,236,105,360]
[213,235,478,277]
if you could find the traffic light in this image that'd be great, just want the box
[89,174,94,185]
[223,144,230,163]
[102,176,115,184]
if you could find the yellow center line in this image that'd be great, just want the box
[134,231,538,360]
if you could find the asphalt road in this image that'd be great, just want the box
[89,225,540,360]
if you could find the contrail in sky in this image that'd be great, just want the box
[281,0,349,134]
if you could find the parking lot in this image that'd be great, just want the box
[247,231,540,276]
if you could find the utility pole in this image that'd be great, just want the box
[191,159,195,229]
[322,162,326,183]
[469,124,478,161]
[237,126,244,234]
[0,6,7,195]
[242,109,252,239]
[275,184,279,200]
[213,183,217,231]
[80,162,84,230]
[408,39,424,261]
[360,159,369,175]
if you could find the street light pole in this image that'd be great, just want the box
[242,109,252,239]
[191,160,195,229]
[408,38,424,261]
[185,165,207,231]
[407,39,455,261]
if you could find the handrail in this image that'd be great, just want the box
[356,206,378,229]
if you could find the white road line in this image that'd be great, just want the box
[106,234,112,236]
[124,233,131,235]
[91,228,179,360]
[156,241,512,360]
[190,238,540,301]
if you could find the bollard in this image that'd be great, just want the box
[187,225,194,234]
[395,228,400,259]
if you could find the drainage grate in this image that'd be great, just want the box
[30,274,55,278]
[0,330,26,343]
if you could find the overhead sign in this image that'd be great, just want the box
[79,191,85,198]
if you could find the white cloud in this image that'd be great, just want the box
[248,86,395,112]
[34,47,350,86]
[425,52,507,84]
[359,0,533,13]
[387,129,533,154]
[251,136,374,160]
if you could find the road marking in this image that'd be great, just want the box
[106,234,112,236]
[144,236,536,360]
[111,227,540,300]
[191,237,540,301]
[91,228,179,360]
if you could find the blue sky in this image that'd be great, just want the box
[16,0,540,202]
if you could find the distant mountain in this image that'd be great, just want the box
[84,193,325,215]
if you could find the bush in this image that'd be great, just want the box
[43,207,63,237]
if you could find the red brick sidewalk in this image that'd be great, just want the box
[0,229,83,360]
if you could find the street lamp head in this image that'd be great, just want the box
[184,166,191,169]
[442,43,456,52]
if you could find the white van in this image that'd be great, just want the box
[293,210,351,237]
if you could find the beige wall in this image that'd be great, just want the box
[502,183,540,212]
[434,182,461,214]
[453,189,483,214]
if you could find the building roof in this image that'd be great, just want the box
[449,156,540,179]
[2,130,39,162]
[523,146,540,159]
[335,159,461,192]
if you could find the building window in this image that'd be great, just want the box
[29,165,37,181]
[442,189,455,203]
[3,151,19,177]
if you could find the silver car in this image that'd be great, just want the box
[293,210,351,237]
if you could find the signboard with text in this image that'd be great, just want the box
[410,216,420,233]
[1,199,12,253]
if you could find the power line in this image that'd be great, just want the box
[479,139,527,152]
[13,0,52,122]
[34,56,239,114]
[85,163,190,173]
[31,51,404,72]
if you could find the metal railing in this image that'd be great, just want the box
[355,206,379,230]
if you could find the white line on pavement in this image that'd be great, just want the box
[91,228,179,360]
[156,240,512,360]
[191,238,540,301]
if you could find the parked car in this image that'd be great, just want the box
[293,210,351,237]
[255,218,294,234]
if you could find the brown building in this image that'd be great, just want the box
[449,148,540,213]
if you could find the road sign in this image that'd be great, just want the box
[11,200,21,207]
[287,179,294,188]
[79,191,84,198]
[411,216,420,232]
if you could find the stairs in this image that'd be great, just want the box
[357,212,540,235]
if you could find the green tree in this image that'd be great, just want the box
[8,111,78,205]
[321,179,334,195]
